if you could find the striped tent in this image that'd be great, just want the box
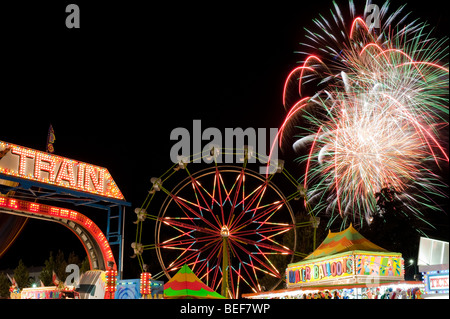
[163,264,226,299]
[304,224,388,260]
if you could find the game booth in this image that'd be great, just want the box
[243,225,425,299]
[418,237,449,299]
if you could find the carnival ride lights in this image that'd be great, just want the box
[0,139,131,273]
[140,272,152,298]
[105,267,118,299]
[0,195,116,271]
[0,141,124,200]
[132,148,318,298]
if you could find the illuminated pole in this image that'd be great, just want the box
[120,206,126,280]
[105,262,117,299]
[220,225,230,298]
[140,272,152,299]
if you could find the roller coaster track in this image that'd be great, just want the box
[0,195,116,271]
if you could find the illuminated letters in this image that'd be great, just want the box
[77,163,85,189]
[287,256,355,285]
[34,152,57,181]
[305,266,311,281]
[286,254,403,288]
[11,147,35,176]
[296,269,301,282]
[313,265,319,279]
[318,263,325,279]
[288,270,295,283]
[322,263,328,277]
[1,142,122,199]
[55,159,76,187]
[336,261,342,276]
[85,165,105,193]
[346,258,353,274]
[331,262,337,276]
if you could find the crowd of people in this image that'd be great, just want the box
[268,286,424,299]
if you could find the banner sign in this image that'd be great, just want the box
[430,275,449,290]
[423,270,449,294]
[21,287,62,299]
[286,252,404,287]
[0,140,124,200]
[354,254,404,277]
[287,254,354,286]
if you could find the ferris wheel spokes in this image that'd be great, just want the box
[135,150,301,297]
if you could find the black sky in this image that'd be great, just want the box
[0,1,448,279]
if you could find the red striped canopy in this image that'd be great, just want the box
[304,224,388,260]
[163,264,226,299]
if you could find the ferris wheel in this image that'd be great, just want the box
[132,147,307,298]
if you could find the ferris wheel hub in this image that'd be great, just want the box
[220,225,230,237]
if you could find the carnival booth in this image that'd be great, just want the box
[20,286,80,299]
[244,225,425,299]
[417,237,449,299]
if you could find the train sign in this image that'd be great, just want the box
[0,140,124,200]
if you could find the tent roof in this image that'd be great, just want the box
[304,224,388,260]
[163,264,225,299]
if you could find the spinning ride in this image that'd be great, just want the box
[132,148,307,298]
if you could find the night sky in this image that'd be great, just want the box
[1,0,448,280]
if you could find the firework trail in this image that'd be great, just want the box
[278,1,449,228]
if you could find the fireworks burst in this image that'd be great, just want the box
[278,1,449,228]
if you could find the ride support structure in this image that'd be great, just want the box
[0,140,131,278]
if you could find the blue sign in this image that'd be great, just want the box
[422,270,449,294]
[115,279,164,299]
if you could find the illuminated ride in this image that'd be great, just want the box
[0,140,131,275]
[133,147,311,298]
[0,195,116,272]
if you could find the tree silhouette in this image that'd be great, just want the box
[362,186,424,264]
[13,259,29,289]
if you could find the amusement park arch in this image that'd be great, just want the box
[0,140,131,276]
[0,196,116,271]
